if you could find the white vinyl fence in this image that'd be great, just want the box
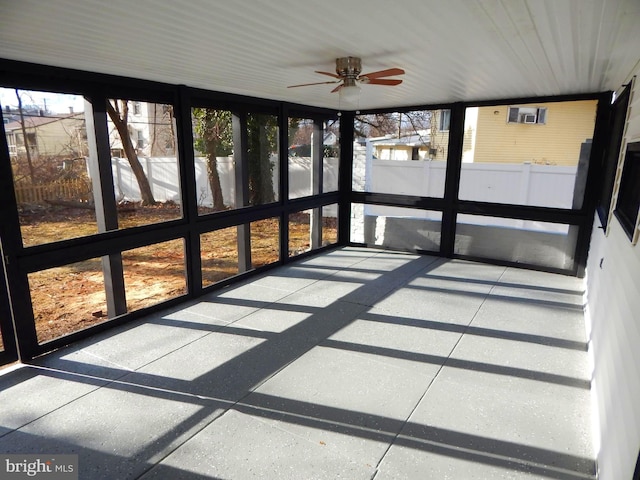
[111,156,339,209]
[111,154,579,236]
[364,159,577,232]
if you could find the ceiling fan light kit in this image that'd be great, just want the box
[288,56,405,109]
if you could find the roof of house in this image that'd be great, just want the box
[3,113,84,132]
[368,130,431,147]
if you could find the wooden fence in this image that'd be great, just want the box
[14,178,92,204]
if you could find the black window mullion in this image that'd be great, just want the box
[310,119,323,249]
[574,91,616,276]
[279,105,289,263]
[233,110,251,272]
[86,95,127,317]
[0,106,37,359]
[338,111,355,244]
[440,102,465,257]
[176,86,202,296]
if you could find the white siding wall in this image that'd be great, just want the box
[586,70,640,479]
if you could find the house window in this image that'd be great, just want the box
[133,101,142,115]
[598,86,630,228]
[439,110,451,131]
[614,141,640,241]
[136,130,144,149]
[507,106,547,124]
[25,132,37,146]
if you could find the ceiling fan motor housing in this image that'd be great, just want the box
[336,56,362,78]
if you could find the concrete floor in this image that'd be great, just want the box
[0,247,595,479]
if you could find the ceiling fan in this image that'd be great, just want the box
[287,57,405,94]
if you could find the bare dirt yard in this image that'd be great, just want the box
[15,205,334,344]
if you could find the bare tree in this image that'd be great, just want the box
[14,89,36,183]
[106,100,156,205]
[355,111,431,139]
[193,108,231,211]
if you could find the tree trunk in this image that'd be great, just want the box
[106,100,156,206]
[15,89,36,184]
[204,137,225,211]
[247,120,275,205]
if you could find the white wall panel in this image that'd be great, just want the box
[586,62,640,480]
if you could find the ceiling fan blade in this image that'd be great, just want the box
[331,84,343,93]
[359,68,405,80]
[287,80,340,88]
[365,78,403,86]
[315,70,341,78]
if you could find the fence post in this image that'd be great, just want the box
[519,162,532,205]
[517,162,533,228]
[114,157,122,201]
[145,157,154,198]
[424,160,432,197]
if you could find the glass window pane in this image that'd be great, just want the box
[323,119,340,193]
[287,117,338,198]
[460,101,597,208]
[108,99,182,226]
[289,211,311,257]
[353,110,446,197]
[192,107,235,214]
[247,113,279,206]
[201,228,239,287]
[122,239,186,312]
[2,87,99,247]
[350,203,442,252]
[455,214,578,270]
[288,117,313,200]
[250,217,279,268]
[289,207,337,257]
[28,258,107,344]
[322,204,338,246]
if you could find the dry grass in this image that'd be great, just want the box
[17,205,335,344]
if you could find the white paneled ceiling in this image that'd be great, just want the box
[1,0,639,110]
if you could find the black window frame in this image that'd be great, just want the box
[597,85,630,228]
[0,60,343,361]
[614,141,640,241]
[0,58,612,361]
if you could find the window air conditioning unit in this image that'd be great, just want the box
[523,114,537,124]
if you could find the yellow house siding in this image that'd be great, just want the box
[472,100,597,166]
[430,129,450,161]
[33,118,85,157]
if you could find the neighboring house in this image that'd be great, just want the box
[323,131,338,148]
[462,100,597,165]
[146,102,176,156]
[364,110,450,162]
[4,112,87,159]
[429,109,451,161]
[368,129,432,160]
[289,130,339,157]
[368,102,597,165]
[108,100,176,158]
